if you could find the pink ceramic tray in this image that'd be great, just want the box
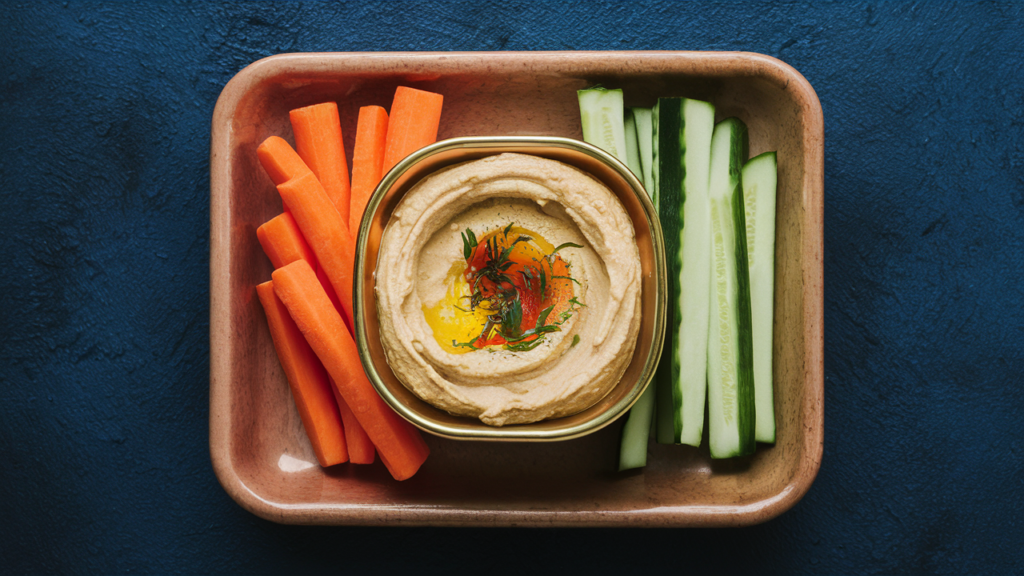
[209,51,823,527]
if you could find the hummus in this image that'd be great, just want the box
[375,153,642,426]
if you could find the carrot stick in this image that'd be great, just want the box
[349,106,389,234]
[257,281,349,467]
[258,126,350,330]
[257,212,317,270]
[257,210,348,333]
[330,378,376,464]
[257,136,312,186]
[257,211,370,462]
[276,172,356,329]
[382,87,444,173]
[290,103,351,224]
[316,263,350,334]
[257,136,313,213]
[272,260,429,481]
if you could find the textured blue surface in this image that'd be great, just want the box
[2,1,1023,574]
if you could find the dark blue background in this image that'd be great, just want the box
[2,1,1022,574]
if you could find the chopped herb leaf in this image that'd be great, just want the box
[550,242,583,256]
[537,304,555,327]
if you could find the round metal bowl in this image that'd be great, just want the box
[352,136,666,441]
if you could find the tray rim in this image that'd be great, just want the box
[209,50,824,528]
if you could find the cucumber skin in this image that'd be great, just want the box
[707,118,756,459]
[650,104,660,208]
[651,101,674,444]
[654,99,682,444]
[730,144,757,458]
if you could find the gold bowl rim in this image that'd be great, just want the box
[352,135,667,441]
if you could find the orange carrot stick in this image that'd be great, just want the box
[320,266,344,325]
[257,136,312,186]
[290,103,351,224]
[258,211,348,334]
[349,106,389,234]
[257,212,317,270]
[257,281,349,467]
[330,379,376,464]
[316,263,350,335]
[271,260,429,481]
[257,211,370,461]
[382,87,443,173]
[276,172,356,329]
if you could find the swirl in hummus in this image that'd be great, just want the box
[375,153,642,426]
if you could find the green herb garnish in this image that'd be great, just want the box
[460,228,478,260]
[458,225,584,353]
[549,241,583,261]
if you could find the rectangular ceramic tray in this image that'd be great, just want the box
[209,51,824,527]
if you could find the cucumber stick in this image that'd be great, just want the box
[706,118,756,459]
[654,97,715,446]
[624,107,653,452]
[630,107,655,193]
[580,90,653,469]
[619,188,658,473]
[618,382,656,470]
[742,152,778,444]
[623,110,644,180]
[616,113,656,470]
[578,87,628,163]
